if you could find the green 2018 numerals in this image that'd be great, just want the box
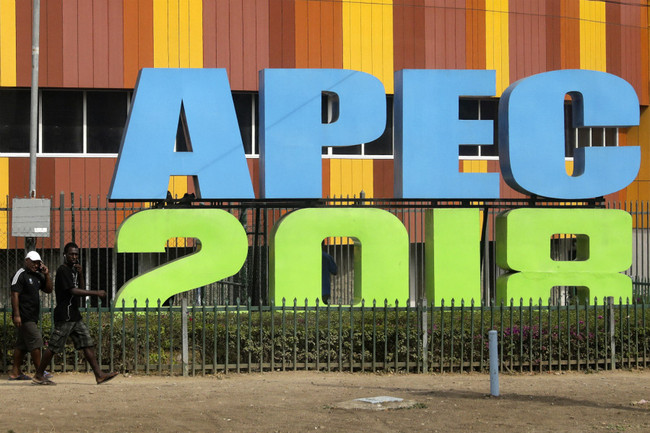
[114,209,248,307]
[113,207,633,307]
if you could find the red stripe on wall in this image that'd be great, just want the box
[269,0,297,68]
[107,0,124,88]
[215,0,231,70]
[606,2,622,80]
[229,0,244,90]
[281,0,296,68]
[545,0,561,71]
[93,0,110,88]
[243,1,258,87]
[620,2,642,105]
[202,0,217,68]
[8,158,28,201]
[373,159,394,198]
[123,0,140,88]
[38,0,48,85]
[639,1,650,105]
[425,0,465,69]
[509,1,547,84]
[78,0,94,87]
[46,0,64,87]
[268,0,283,68]
[394,0,426,70]
[247,158,260,198]
[61,0,79,87]
[255,0,270,76]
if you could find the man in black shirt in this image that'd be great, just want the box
[9,251,53,380]
[33,242,118,385]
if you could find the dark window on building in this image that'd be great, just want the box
[233,92,254,155]
[564,103,576,157]
[332,144,362,155]
[42,91,83,153]
[564,101,618,157]
[0,89,30,152]
[364,95,393,155]
[87,91,128,153]
[458,98,498,157]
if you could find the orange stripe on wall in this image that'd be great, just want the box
[123,0,153,89]
[295,0,342,69]
[560,0,580,69]
[466,0,486,69]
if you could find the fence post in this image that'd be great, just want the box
[489,330,499,397]
[608,296,615,371]
[181,298,189,376]
[59,192,64,258]
[421,298,427,373]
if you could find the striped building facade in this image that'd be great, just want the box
[0,0,648,209]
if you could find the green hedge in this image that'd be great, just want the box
[1,303,649,373]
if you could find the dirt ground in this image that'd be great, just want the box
[1,370,650,433]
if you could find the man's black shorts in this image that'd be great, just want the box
[15,321,43,352]
[48,321,94,353]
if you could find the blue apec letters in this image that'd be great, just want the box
[394,69,499,198]
[260,69,386,198]
[109,68,254,200]
[499,70,640,199]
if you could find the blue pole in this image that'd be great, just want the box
[489,329,499,397]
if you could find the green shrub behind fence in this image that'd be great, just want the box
[2,298,649,375]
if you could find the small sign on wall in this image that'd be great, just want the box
[12,198,51,237]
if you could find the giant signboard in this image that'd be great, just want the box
[109,68,639,307]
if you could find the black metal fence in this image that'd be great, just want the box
[1,193,649,309]
[1,297,648,375]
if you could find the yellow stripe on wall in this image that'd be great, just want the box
[342,0,394,93]
[328,159,373,244]
[485,0,509,95]
[328,159,374,199]
[579,0,606,71]
[625,108,650,208]
[0,157,8,248]
[565,159,574,177]
[153,0,203,68]
[461,159,488,174]
[0,0,16,86]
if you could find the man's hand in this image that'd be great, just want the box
[40,263,49,274]
[12,314,21,327]
[73,263,82,274]
[96,290,107,298]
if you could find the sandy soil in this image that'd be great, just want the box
[1,370,650,433]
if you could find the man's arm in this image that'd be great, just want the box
[70,287,106,298]
[68,263,103,298]
[73,263,86,290]
[11,291,21,327]
[40,263,53,294]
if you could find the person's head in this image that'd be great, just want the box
[63,242,79,266]
[24,251,42,273]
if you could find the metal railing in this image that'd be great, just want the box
[1,297,648,375]
[6,193,648,309]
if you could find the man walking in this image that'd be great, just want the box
[9,251,53,381]
[33,242,118,385]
